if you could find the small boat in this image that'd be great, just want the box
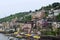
[9,37,14,40]
[13,32,18,35]
[16,34,22,38]
[25,34,31,37]
[33,35,40,39]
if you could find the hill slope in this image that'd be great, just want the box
[0,12,30,22]
[0,2,60,22]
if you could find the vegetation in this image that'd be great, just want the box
[56,13,60,21]
[22,15,32,21]
[41,2,60,10]
[52,2,60,9]
[57,28,60,35]
[0,12,29,22]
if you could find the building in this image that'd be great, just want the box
[54,9,60,16]
[21,21,32,34]
[32,10,45,21]
[31,9,46,30]
[48,9,60,18]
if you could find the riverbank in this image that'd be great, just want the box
[0,30,60,40]
[3,33,60,40]
[0,33,60,40]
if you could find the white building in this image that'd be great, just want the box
[54,9,60,16]
[48,9,60,17]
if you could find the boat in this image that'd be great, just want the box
[33,35,40,39]
[9,37,14,40]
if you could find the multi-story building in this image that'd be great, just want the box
[31,9,46,30]
[21,22,32,34]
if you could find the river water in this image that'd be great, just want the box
[0,33,36,40]
[0,33,26,40]
[0,33,58,40]
[0,33,50,40]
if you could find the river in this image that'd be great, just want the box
[0,33,58,40]
[0,33,26,40]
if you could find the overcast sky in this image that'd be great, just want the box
[0,0,60,18]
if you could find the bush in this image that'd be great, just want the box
[41,30,57,36]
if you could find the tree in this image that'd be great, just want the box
[35,9,38,12]
[29,10,32,13]
[56,13,60,21]
[57,28,60,35]
[52,2,60,9]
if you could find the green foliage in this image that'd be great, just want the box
[44,5,52,10]
[0,12,29,22]
[22,15,32,21]
[39,2,60,10]
[57,28,60,35]
[35,9,38,12]
[52,2,60,7]
[56,13,60,21]
[41,28,60,36]
[52,2,60,9]
[41,30,57,36]
[45,12,49,16]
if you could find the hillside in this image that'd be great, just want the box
[0,2,60,22]
[0,12,30,22]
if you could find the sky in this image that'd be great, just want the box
[0,0,60,18]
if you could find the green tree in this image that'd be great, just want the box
[56,13,60,21]
[52,2,60,9]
